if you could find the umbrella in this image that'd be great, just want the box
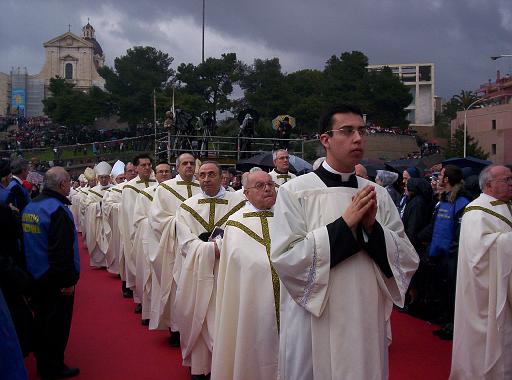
[441,156,492,175]
[385,158,428,175]
[236,152,312,174]
[359,158,386,178]
[272,115,296,130]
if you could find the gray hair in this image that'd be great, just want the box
[43,167,70,191]
[176,152,195,168]
[249,166,263,173]
[10,158,29,175]
[479,164,499,190]
[241,172,250,188]
[272,149,288,160]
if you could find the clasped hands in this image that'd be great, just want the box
[342,185,377,234]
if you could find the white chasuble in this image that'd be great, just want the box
[101,183,124,275]
[84,185,110,267]
[77,187,90,237]
[175,191,246,375]
[147,178,201,330]
[119,175,156,293]
[211,206,279,380]
[132,185,157,320]
[70,187,86,231]
[450,194,512,380]
[269,169,296,186]
[270,172,418,380]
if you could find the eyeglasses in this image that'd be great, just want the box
[246,182,277,191]
[325,126,368,137]
[198,172,218,179]
[490,177,512,184]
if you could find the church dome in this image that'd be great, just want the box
[82,21,104,57]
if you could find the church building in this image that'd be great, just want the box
[0,21,105,117]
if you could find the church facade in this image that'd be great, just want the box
[0,22,105,117]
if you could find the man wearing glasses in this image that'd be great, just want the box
[174,161,246,380]
[270,104,418,380]
[269,149,296,186]
[212,170,279,380]
[451,165,512,379]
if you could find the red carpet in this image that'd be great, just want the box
[25,235,451,379]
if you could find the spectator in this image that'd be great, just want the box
[375,170,401,206]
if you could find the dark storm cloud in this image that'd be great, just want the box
[1,0,511,98]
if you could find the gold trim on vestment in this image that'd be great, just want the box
[160,183,186,202]
[176,181,199,197]
[180,199,246,233]
[464,205,512,228]
[124,185,141,194]
[88,189,104,199]
[226,212,280,330]
[139,190,154,201]
[111,188,122,193]
[136,179,157,187]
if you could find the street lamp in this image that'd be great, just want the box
[202,0,205,63]
[463,93,507,157]
[490,54,512,61]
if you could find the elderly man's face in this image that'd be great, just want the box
[155,163,172,183]
[98,174,110,186]
[244,172,277,210]
[198,163,222,197]
[486,166,512,202]
[115,173,126,184]
[274,151,290,173]
[177,154,195,181]
[320,113,365,173]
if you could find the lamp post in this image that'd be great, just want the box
[490,54,512,61]
[463,93,507,157]
[202,0,205,63]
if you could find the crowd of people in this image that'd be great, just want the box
[1,104,511,380]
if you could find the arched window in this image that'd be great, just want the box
[65,63,73,79]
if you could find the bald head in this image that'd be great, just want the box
[355,164,368,179]
[44,167,71,196]
[176,153,196,182]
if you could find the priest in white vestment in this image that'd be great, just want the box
[175,161,246,379]
[118,154,156,304]
[146,153,200,343]
[100,160,126,275]
[84,161,112,267]
[270,105,418,380]
[132,161,172,324]
[450,165,512,380]
[269,149,296,186]
[212,171,279,380]
[78,167,96,238]
[70,174,88,231]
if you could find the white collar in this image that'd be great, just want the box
[245,201,273,213]
[322,161,355,182]
[12,175,23,184]
[202,186,226,199]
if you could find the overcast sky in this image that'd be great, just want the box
[1,0,511,99]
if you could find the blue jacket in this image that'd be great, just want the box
[7,178,31,211]
[22,189,79,287]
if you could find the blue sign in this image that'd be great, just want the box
[11,89,26,112]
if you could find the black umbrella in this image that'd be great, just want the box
[441,156,492,175]
[385,158,427,175]
[236,152,312,174]
[360,158,386,178]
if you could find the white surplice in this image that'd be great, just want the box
[175,189,246,375]
[450,193,512,380]
[132,185,157,320]
[269,169,296,186]
[70,186,87,232]
[211,204,279,380]
[146,178,201,330]
[270,171,418,380]
[118,175,157,296]
[84,184,110,267]
[101,182,124,275]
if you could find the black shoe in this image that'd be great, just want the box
[40,365,80,380]
[122,289,133,298]
[191,374,210,380]
[134,303,142,314]
[169,331,180,347]
[141,319,150,326]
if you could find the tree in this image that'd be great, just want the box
[443,90,480,120]
[365,66,412,129]
[98,46,174,128]
[43,77,113,126]
[445,125,489,159]
[176,53,239,122]
[239,58,292,119]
